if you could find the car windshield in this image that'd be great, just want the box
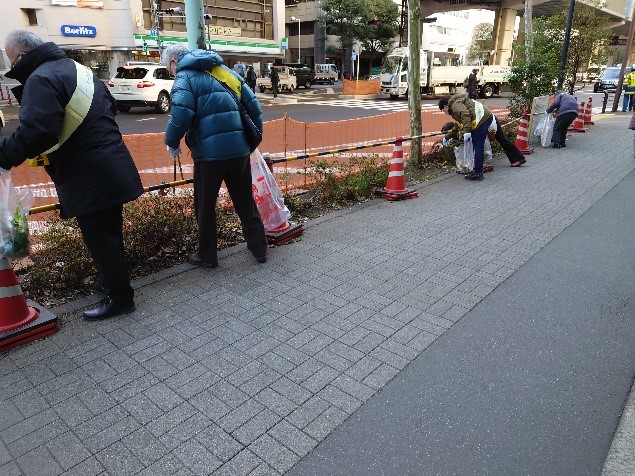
[381,56,401,74]
[602,68,620,80]
[115,68,148,79]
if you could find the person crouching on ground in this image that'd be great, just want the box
[162,45,268,268]
[439,94,526,181]
[0,30,143,321]
[545,91,579,148]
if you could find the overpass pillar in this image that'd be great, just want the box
[491,8,517,66]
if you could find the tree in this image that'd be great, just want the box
[358,0,399,75]
[508,1,611,116]
[466,23,493,64]
[319,0,366,77]
[320,0,398,77]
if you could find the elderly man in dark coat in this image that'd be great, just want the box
[0,30,143,320]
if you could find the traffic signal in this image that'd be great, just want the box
[368,18,379,25]
[142,40,148,52]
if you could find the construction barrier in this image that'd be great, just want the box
[514,114,534,155]
[0,258,58,352]
[584,97,594,125]
[375,138,418,200]
[569,104,587,132]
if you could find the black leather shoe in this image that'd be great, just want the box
[511,158,526,167]
[187,253,218,268]
[83,297,135,321]
[255,255,267,263]
[560,142,566,147]
[464,171,484,181]
[552,143,561,148]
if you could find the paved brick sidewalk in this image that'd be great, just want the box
[0,112,632,475]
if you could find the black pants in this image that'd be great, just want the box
[493,117,525,163]
[193,156,267,262]
[76,205,134,304]
[553,112,578,145]
[272,83,278,98]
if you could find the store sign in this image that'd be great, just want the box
[281,38,288,50]
[208,26,241,37]
[61,25,97,37]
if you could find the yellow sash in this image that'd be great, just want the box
[29,60,94,166]
[207,66,242,99]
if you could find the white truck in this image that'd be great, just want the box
[314,64,338,84]
[380,47,511,99]
[256,65,297,93]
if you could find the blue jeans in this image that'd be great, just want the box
[623,88,635,111]
[471,117,493,173]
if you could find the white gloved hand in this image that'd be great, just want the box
[166,145,181,161]
[442,137,449,147]
[463,132,472,142]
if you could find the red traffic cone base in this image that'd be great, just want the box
[514,114,533,155]
[376,139,418,201]
[265,221,304,246]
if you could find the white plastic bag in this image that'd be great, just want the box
[250,149,292,232]
[0,170,32,259]
[484,138,493,162]
[454,141,475,173]
[535,113,555,147]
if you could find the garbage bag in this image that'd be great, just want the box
[0,170,32,259]
[535,113,555,147]
[250,149,292,232]
[454,142,475,173]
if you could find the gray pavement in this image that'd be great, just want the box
[0,112,634,475]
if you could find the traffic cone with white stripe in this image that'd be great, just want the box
[514,114,533,155]
[375,138,418,201]
[583,97,594,125]
[0,258,58,352]
[568,104,587,132]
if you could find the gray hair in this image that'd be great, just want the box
[5,30,44,54]
[160,45,188,66]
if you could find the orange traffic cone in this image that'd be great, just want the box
[568,104,587,132]
[583,97,594,125]
[0,258,39,333]
[375,138,418,200]
[0,258,58,352]
[514,114,533,155]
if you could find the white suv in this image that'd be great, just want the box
[107,64,174,114]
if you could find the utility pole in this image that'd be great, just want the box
[524,0,533,61]
[557,0,575,90]
[407,0,422,165]
[185,0,206,50]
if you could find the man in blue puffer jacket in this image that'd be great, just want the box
[162,46,267,268]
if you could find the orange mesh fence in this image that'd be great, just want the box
[341,79,381,95]
[18,105,510,220]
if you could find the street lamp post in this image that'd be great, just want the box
[291,16,301,63]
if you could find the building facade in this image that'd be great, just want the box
[0,0,287,79]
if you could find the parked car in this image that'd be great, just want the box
[107,63,174,113]
[593,67,620,93]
